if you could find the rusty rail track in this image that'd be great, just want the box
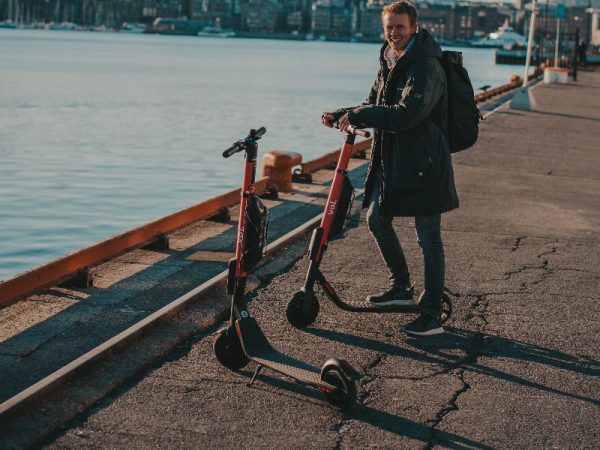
[474,68,542,104]
[474,80,522,103]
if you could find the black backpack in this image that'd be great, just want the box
[440,51,481,153]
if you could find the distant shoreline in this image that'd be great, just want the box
[0,24,475,47]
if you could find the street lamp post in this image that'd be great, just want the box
[522,0,538,88]
[510,0,539,110]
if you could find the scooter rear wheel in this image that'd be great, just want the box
[321,365,356,411]
[213,325,250,371]
[441,294,453,324]
[286,290,320,329]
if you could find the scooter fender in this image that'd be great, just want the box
[321,358,358,380]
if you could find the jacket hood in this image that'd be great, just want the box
[380,27,442,65]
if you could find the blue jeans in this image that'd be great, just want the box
[366,174,445,318]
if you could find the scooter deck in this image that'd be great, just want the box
[320,286,452,322]
[316,271,423,313]
[236,317,333,388]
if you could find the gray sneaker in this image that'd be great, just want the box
[367,285,414,307]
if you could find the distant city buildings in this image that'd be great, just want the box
[1,0,598,47]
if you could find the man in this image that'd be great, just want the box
[322,0,458,336]
[578,40,588,67]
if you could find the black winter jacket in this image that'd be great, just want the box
[336,29,459,217]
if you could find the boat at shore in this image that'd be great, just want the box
[0,20,17,28]
[120,22,146,33]
[197,25,235,38]
[471,22,528,49]
[145,18,206,36]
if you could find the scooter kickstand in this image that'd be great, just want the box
[247,364,263,387]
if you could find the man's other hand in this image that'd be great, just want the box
[321,113,335,128]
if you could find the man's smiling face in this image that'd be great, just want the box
[383,13,417,56]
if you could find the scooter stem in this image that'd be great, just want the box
[315,133,356,258]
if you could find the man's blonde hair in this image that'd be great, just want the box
[382,1,418,26]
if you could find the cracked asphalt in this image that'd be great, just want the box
[39,70,600,448]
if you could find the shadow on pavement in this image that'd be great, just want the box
[308,327,600,406]
[531,110,600,122]
[246,372,494,450]
[351,403,495,450]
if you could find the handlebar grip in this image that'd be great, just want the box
[254,126,266,138]
[223,143,241,158]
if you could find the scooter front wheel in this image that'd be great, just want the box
[286,290,320,329]
[321,361,357,411]
[213,325,250,371]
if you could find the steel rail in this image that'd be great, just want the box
[0,178,269,308]
[0,212,324,421]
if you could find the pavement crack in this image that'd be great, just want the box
[443,286,462,298]
[464,294,490,328]
[365,353,387,372]
[504,241,560,292]
[511,236,527,251]
[554,267,600,275]
[422,282,494,448]
[425,370,471,450]
[330,418,345,450]
[358,353,388,404]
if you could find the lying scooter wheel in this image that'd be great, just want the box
[213,325,250,371]
[320,360,357,411]
[286,290,320,329]
[441,294,453,324]
[417,291,453,325]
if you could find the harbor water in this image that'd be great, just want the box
[0,29,525,281]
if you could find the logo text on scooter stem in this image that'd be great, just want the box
[328,200,337,216]
[238,226,245,246]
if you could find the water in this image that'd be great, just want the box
[0,29,525,281]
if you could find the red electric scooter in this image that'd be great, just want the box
[286,123,453,328]
[212,127,357,410]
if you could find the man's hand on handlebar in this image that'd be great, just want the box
[338,112,351,133]
[321,111,353,133]
[321,111,370,138]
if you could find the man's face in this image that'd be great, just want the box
[383,13,417,55]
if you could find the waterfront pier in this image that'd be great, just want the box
[1,69,599,448]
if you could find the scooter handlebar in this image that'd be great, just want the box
[324,117,371,138]
[223,143,242,158]
[222,126,267,158]
[252,126,266,139]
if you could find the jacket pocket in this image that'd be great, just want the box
[389,168,433,193]
[386,130,439,194]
